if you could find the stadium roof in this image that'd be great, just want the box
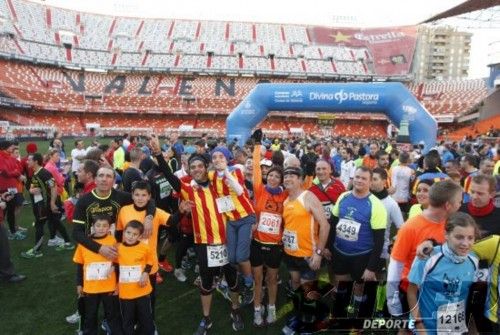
[421,0,500,23]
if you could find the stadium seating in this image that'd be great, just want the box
[0,0,374,76]
[407,79,488,116]
[0,59,487,133]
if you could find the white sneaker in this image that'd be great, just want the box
[253,307,265,327]
[48,237,64,247]
[66,311,80,324]
[174,268,187,282]
[266,305,277,325]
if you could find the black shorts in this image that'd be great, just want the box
[14,193,24,207]
[164,225,180,243]
[283,254,316,281]
[250,240,283,269]
[195,244,237,294]
[332,249,382,281]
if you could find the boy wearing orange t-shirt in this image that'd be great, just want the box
[116,220,155,335]
[73,214,122,335]
[116,180,179,322]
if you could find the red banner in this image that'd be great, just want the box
[309,25,417,76]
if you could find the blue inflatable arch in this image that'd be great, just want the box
[226,83,437,153]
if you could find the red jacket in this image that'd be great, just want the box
[0,150,22,191]
[309,178,346,221]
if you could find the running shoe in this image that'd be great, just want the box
[253,307,265,327]
[20,248,43,258]
[48,236,64,247]
[158,260,174,272]
[56,242,75,251]
[174,268,187,282]
[240,283,255,306]
[65,311,80,324]
[193,317,213,335]
[266,305,277,325]
[230,308,244,331]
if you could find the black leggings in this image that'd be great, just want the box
[175,233,194,269]
[34,210,70,250]
[82,293,123,335]
[5,197,16,234]
[120,295,155,335]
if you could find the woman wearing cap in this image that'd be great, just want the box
[209,145,256,306]
[249,136,288,326]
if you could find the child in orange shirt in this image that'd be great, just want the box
[73,214,122,335]
[116,220,155,335]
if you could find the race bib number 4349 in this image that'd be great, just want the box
[336,218,361,242]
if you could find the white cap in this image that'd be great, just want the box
[260,159,272,167]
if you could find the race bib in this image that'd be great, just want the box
[336,218,361,242]
[322,204,332,220]
[216,196,235,213]
[257,212,282,235]
[207,244,229,267]
[437,300,467,334]
[159,181,172,199]
[283,229,298,251]
[474,268,489,282]
[85,262,112,281]
[119,265,142,283]
[33,194,43,203]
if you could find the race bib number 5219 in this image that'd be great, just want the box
[207,244,229,267]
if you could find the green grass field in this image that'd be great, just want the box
[0,139,294,335]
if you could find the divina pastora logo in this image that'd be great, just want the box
[309,90,379,105]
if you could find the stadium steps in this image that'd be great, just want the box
[445,115,500,140]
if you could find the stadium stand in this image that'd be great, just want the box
[0,0,375,76]
[407,79,488,116]
[0,0,492,140]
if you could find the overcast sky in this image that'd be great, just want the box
[33,0,499,78]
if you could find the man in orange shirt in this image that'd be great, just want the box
[282,167,330,291]
[362,142,379,170]
[386,180,463,319]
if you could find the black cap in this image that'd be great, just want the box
[0,140,13,150]
[188,153,208,167]
[283,167,302,177]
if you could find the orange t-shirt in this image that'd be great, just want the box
[282,191,318,257]
[390,214,446,291]
[116,205,170,274]
[362,155,377,170]
[116,242,154,300]
[252,145,288,244]
[73,234,117,294]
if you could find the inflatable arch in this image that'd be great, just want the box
[226,83,437,153]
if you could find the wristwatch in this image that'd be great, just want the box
[315,248,323,256]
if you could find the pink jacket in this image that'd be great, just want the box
[44,160,65,196]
